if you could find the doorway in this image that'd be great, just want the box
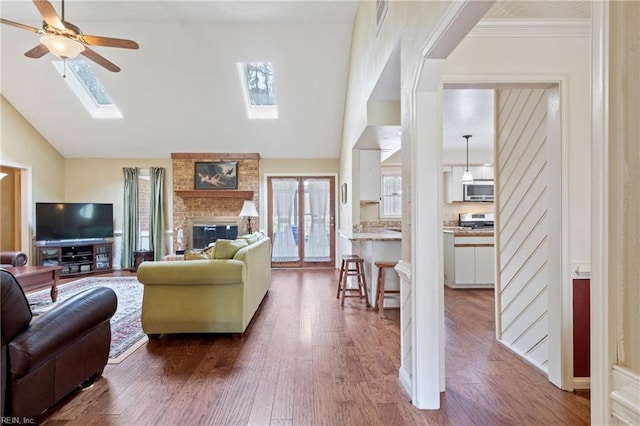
[267,176,335,268]
[0,165,29,255]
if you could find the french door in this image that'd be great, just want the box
[267,176,335,268]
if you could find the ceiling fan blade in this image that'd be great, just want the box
[32,0,64,30]
[82,34,139,50]
[81,47,121,72]
[1,18,42,33]
[24,43,49,58]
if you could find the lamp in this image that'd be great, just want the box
[40,35,85,59]
[462,134,474,184]
[239,200,259,234]
[0,173,7,181]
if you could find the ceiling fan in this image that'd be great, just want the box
[0,0,139,72]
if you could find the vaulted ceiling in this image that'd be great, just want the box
[1,1,590,160]
[0,1,357,159]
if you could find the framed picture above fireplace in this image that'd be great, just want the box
[194,161,238,189]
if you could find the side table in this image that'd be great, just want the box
[131,250,154,272]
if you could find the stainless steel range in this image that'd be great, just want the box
[459,213,494,229]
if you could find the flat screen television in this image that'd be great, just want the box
[36,202,114,242]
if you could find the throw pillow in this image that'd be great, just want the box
[238,234,258,245]
[184,249,208,260]
[203,243,216,259]
[213,239,248,259]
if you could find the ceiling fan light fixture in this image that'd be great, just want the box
[40,35,84,59]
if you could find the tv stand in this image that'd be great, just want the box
[35,241,113,277]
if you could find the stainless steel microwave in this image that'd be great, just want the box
[463,180,494,202]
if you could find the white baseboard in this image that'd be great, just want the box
[611,365,640,425]
[573,377,591,390]
[399,366,412,398]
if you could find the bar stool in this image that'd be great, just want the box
[336,255,368,307]
[375,261,400,317]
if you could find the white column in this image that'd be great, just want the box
[410,59,446,409]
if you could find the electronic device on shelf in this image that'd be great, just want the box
[35,202,114,242]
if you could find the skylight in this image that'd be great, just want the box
[52,59,122,119]
[238,62,278,119]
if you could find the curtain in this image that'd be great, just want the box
[272,179,298,260]
[149,167,165,261]
[121,167,139,269]
[305,179,330,259]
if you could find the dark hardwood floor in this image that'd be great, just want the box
[40,269,590,425]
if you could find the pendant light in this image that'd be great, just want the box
[462,134,474,184]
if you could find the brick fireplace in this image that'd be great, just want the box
[171,153,260,253]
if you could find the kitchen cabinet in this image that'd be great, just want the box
[360,150,381,202]
[474,245,495,284]
[444,232,494,288]
[443,165,494,203]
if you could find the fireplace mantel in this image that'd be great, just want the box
[174,190,253,199]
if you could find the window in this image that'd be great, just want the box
[380,168,401,218]
[52,59,122,118]
[238,62,278,119]
[137,169,151,250]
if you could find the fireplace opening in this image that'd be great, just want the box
[192,225,238,249]
[187,216,242,250]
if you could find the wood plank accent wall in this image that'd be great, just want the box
[496,88,550,373]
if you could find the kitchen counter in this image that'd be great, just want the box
[339,230,402,241]
[443,226,494,237]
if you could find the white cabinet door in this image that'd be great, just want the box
[480,166,494,180]
[443,232,455,285]
[454,246,475,284]
[474,245,495,285]
[360,150,381,202]
[450,166,465,202]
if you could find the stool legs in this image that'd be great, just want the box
[374,262,400,317]
[337,257,368,307]
[356,260,369,305]
[376,266,385,315]
[336,258,346,299]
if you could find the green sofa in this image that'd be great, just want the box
[136,236,272,336]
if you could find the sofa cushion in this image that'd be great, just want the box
[213,239,248,259]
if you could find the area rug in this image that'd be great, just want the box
[26,276,148,364]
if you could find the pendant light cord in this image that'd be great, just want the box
[463,134,471,172]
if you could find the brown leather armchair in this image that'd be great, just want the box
[0,269,117,420]
[0,251,28,267]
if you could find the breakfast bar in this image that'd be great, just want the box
[339,230,401,307]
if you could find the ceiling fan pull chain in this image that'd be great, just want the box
[62,58,67,79]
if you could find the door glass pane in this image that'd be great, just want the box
[271,178,300,262]
[303,178,331,262]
